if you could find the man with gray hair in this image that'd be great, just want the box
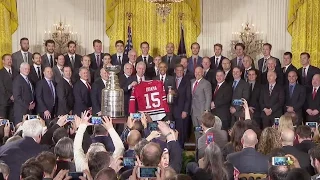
[0,119,47,180]
[261,57,284,85]
[13,62,35,124]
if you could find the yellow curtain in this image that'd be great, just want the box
[0,0,18,68]
[106,0,201,57]
[288,0,320,68]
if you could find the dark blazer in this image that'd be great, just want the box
[161,54,181,76]
[35,79,57,116]
[260,70,284,85]
[259,83,285,118]
[12,74,35,124]
[56,78,74,115]
[0,68,18,106]
[136,55,154,67]
[0,137,47,180]
[258,57,281,72]
[41,54,57,68]
[71,67,95,84]
[225,70,234,84]
[88,52,104,70]
[187,56,203,74]
[284,84,306,119]
[212,82,232,129]
[172,76,191,119]
[153,74,176,93]
[111,53,129,66]
[298,65,320,93]
[52,66,63,84]
[184,69,195,80]
[119,74,132,115]
[248,82,262,118]
[294,140,316,154]
[146,66,158,79]
[203,69,217,89]
[305,88,320,122]
[91,78,106,115]
[231,79,250,117]
[64,54,82,70]
[73,80,92,116]
[210,56,226,70]
[283,64,297,85]
[28,65,43,86]
[227,147,268,174]
[231,57,255,70]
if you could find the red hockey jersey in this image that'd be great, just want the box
[129,80,169,121]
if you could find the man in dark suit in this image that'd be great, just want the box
[180,57,194,80]
[56,66,74,116]
[210,43,226,70]
[282,52,297,85]
[52,54,65,84]
[64,41,82,70]
[42,39,57,68]
[13,62,35,124]
[211,70,232,130]
[72,55,95,84]
[259,71,285,128]
[221,58,233,84]
[294,125,316,154]
[28,52,43,86]
[241,55,256,82]
[284,71,306,125]
[0,120,47,180]
[202,57,216,89]
[119,63,133,115]
[146,55,161,79]
[247,69,262,128]
[88,39,104,71]
[128,49,138,75]
[91,68,108,116]
[161,43,181,76]
[187,42,202,74]
[298,52,320,93]
[111,40,129,67]
[0,54,18,121]
[260,57,284,85]
[258,43,281,73]
[11,37,33,70]
[36,67,57,120]
[136,41,153,68]
[231,43,246,70]
[73,67,92,116]
[305,74,320,122]
[153,62,176,93]
[172,64,191,147]
[227,129,268,173]
[230,66,250,124]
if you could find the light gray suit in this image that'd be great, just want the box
[52,66,63,84]
[11,51,33,70]
[41,53,57,68]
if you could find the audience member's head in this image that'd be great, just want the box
[285,168,310,180]
[0,163,9,180]
[174,174,192,180]
[131,120,144,137]
[22,119,43,143]
[93,125,108,136]
[127,130,141,149]
[296,125,312,143]
[140,142,162,166]
[213,116,222,130]
[230,120,251,152]
[87,143,107,158]
[54,137,73,160]
[241,129,258,148]
[201,112,215,130]
[35,152,57,178]
[134,139,149,163]
[52,127,68,145]
[278,114,294,133]
[20,161,44,180]
[309,145,320,173]
[94,167,117,180]
[164,167,177,180]
[280,128,295,146]
[88,151,111,178]
[258,127,282,155]
[268,165,289,180]
[284,112,298,126]
[160,149,169,168]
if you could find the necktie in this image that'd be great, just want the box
[289,85,294,97]
[303,68,307,83]
[214,85,219,96]
[37,67,41,79]
[71,56,75,67]
[245,70,248,81]
[204,70,207,77]
[104,81,107,88]
[24,53,28,63]
[50,55,53,68]
[118,56,121,64]
[194,58,197,70]
[232,81,237,90]
[176,78,179,89]
[238,58,242,67]
[48,80,55,103]
[160,76,164,83]
[139,77,142,84]
[8,69,12,77]
[143,57,147,64]
[216,58,219,67]
[262,59,267,73]
[269,85,273,95]
[25,77,34,100]
[86,82,91,90]
[313,88,317,100]
[69,80,73,88]
[168,56,171,65]
[283,67,286,73]
[250,83,253,92]
[193,81,199,94]
[155,68,159,76]
[96,54,100,67]
[60,68,63,76]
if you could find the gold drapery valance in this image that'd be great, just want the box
[288,0,320,68]
[106,0,201,56]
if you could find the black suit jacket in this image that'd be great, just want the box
[284,84,306,118]
[204,69,217,89]
[71,67,95,84]
[35,79,57,115]
[88,53,104,70]
[248,82,262,117]
[258,57,281,72]
[91,78,106,115]
[119,74,131,115]
[259,83,285,118]
[305,88,320,122]
[56,78,74,115]
[283,64,297,85]
[153,74,176,93]
[64,54,82,70]
[136,55,154,67]
[73,80,92,116]
[210,56,226,70]
[212,82,232,128]
[294,140,316,154]
[232,79,250,117]
[28,65,43,86]
[298,65,320,93]
[111,53,129,66]
[0,68,18,106]
[225,70,234,84]
[173,76,191,119]
[161,55,181,76]
[260,70,284,85]
[0,137,48,180]
[146,66,157,79]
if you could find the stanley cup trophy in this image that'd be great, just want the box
[101,65,124,117]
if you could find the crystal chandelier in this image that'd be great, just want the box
[146,0,184,22]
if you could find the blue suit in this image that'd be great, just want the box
[187,56,203,74]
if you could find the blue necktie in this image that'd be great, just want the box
[25,77,34,101]
[232,81,237,90]
[289,85,294,97]
[48,80,55,105]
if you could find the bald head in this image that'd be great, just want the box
[281,128,295,146]
[127,130,141,148]
[242,129,258,147]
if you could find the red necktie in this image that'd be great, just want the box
[214,85,219,96]
[194,58,197,70]
[313,88,317,100]
[86,82,91,90]
[139,77,142,84]
[193,81,199,94]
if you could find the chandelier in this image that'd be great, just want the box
[146,0,184,22]
[229,22,264,62]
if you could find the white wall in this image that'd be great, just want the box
[13,0,291,61]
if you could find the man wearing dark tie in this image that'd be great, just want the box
[222,58,233,84]
[52,54,65,84]
[247,69,262,128]
[111,40,129,66]
[13,62,35,124]
[258,43,281,73]
[88,39,104,70]
[282,52,297,85]
[28,53,43,86]
[0,54,18,121]
[202,57,216,89]
[284,71,306,125]
[187,42,202,74]
[73,67,92,116]
[231,43,246,70]
[211,70,232,130]
[119,63,133,115]
[146,55,161,79]
[11,37,33,70]
[180,57,194,80]
[41,39,56,68]
[128,49,138,75]
[297,52,320,93]
[210,43,226,70]
[136,41,153,67]
[35,67,57,120]
[64,41,82,70]
[153,62,175,94]
[72,55,95,84]
[261,57,283,85]
[241,55,255,82]
[91,68,109,116]
[56,66,74,116]
[172,64,191,147]
[259,71,285,128]
[305,74,320,122]
[161,43,181,76]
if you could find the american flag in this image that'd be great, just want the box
[124,25,133,55]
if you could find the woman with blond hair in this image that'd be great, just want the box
[258,127,282,155]
[277,114,294,133]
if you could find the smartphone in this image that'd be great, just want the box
[306,122,318,128]
[194,126,203,132]
[274,118,280,128]
[67,172,83,180]
[91,116,102,125]
[27,115,39,120]
[123,157,136,167]
[137,167,160,178]
[132,113,141,119]
[206,133,214,145]
[66,115,75,122]
[232,99,243,106]
[168,121,175,129]
[0,119,9,126]
[148,122,158,131]
[272,157,290,166]
[9,122,14,131]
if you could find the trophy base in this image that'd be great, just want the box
[101,111,124,118]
